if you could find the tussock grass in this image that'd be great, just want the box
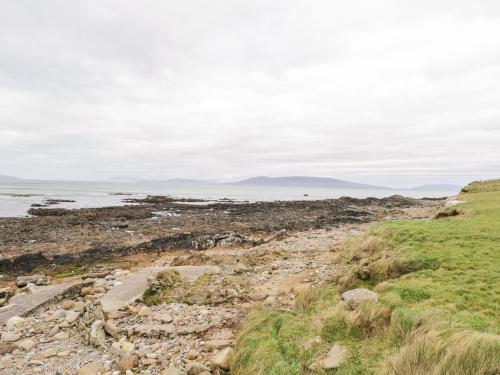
[231,180,500,374]
[389,316,500,375]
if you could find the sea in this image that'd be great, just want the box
[0,179,458,218]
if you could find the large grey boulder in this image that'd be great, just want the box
[340,288,378,309]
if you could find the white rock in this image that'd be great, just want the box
[340,288,378,309]
[323,344,349,369]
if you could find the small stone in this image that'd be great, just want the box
[106,310,125,320]
[340,288,379,309]
[104,320,119,339]
[81,287,95,296]
[155,314,173,324]
[121,341,135,353]
[186,362,210,375]
[77,363,105,375]
[263,295,276,307]
[53,331,70,340]
[65,310,80,323]
[137,306,151,316]
[323,344,349,369]
[205,339,231,349]
[38,347,57,358]
[0,342,16,354]
[117,353,138,372]
[17,338,36,351]
[187,349,199,360]
[162,368,185,375]
[6,316,26,331]
[1,332,21,342]
[61,300,75,310]
[57,350,71,357]
[89,320,106,347]
[212,347,233,370]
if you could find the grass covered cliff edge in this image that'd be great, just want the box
[230,179,500,375]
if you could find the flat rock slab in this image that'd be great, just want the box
[0,282,81,325]
[100,265,220,314]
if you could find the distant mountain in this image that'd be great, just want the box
[107,177,145,183]
[232,176,392,190]
[411,184,462,192]
[0,175,21,182]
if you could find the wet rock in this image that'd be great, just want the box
[340,288,378,309]
[77,363,105,375]
[117,353,138,372]
[323,344,349,369]
[212,347,233,370]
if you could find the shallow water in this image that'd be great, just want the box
[0,179,455,217]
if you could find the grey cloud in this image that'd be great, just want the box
[0,0,499,185]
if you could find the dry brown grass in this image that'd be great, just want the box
[389,315,500,375]
[346,301,392,335]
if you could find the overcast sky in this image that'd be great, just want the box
[0,1,499,186]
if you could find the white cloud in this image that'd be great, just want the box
[0,0,499,186]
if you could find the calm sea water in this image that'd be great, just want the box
[0,180,456,218]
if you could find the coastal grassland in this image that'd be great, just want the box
[231,180,500,374]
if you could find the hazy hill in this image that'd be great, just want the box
[0,175,20,182]
[232,176,392,190]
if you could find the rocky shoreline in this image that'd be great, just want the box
[0,195,441,274]
[0,195,443,374]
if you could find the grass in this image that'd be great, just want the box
[231,179,500,374]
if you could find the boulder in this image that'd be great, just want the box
[340,288,378,309]
[323,344,349,369]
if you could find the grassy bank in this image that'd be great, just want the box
[231,179,500,374]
